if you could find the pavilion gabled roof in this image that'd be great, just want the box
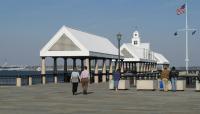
[154,52,169,65]
[40,26,121,59]
[120,43,156,62]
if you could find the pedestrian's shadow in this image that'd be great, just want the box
[76,91,94,95]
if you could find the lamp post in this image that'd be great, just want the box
[117,32,122,70]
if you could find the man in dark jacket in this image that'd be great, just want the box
[170,66,178,92]
[161,67,170,92]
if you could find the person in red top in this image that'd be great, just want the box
[80,66,89,95]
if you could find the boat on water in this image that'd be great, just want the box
[0,66,25,71]
[0,61,25,71]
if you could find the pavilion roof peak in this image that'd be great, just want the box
[40,25,122,59]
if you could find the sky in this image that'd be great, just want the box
[0,0,199,67]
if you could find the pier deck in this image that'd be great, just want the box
[0,83,200,114]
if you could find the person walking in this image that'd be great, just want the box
[170,66,178,92]
[70,67,80,95]
[161,66,170,92]
[80,66,89,95]
[113,69,121,91]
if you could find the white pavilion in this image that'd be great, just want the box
[154,52,170,70]
[40,25,123,84]
[120,30,169,73]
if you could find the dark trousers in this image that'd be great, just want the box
[72,82,78,94]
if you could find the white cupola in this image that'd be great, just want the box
[132,30,141,46]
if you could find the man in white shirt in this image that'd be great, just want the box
[71,67,80,95]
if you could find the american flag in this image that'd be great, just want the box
[176,4,185,15]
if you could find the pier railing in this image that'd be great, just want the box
[0,70,200,87]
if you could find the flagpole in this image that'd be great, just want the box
[185,0,189,74]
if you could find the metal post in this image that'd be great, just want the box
[118,39,121,69]
[117,33,122,70]
[185,0,189,74]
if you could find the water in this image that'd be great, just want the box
[0,70,66,86]
[0,70,41,76]
[0,70,105,85]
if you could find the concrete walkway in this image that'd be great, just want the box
[0,83,200,114]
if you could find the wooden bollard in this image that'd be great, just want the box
[42,75,46,85]
[94,75,99,83]
[16,77,21,87]
[28,76,32,86]
[54,76,58,84]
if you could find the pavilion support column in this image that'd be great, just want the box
[114,60,117,69]
[134,63,137,73]
[126,62,128,71]
[132,62,134,72]
[153,63,155,71]
[142,63,144,72]
[146,63,148,72]
[144,63,147,72]
[143,63,145,72]
[126,63,128,71]
[136,63,139,73]
[64,58,68,82]
[53,57,58,84]
[85,58,91,83]
[127,62,129,71]
[152,63,155,71]
[109,59,113,80]
[148,63,150,72]
[155,63,157,71]
[94,59,99,83]
[85,58,90,71]
[142,63,144,73]
[41,57,46,85]
[130,62,132,72]
[149,63,151,72]
[143,63,147,80]
[138,63,141,73]
[139,63,142,79]
[115,59,119,70]
[123,62,125,70]
[149,63,152,72]
[73,58,76,69]
[150,63,153,72]
[140,63,142,73]
[147,63,149,72]
[121,60,124,74]
[81,58,84,71]
[130,62,132,71]
[139,63,142,73]
[102,59,106,82]
[126,62,128,70]
[154,63,156,71]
